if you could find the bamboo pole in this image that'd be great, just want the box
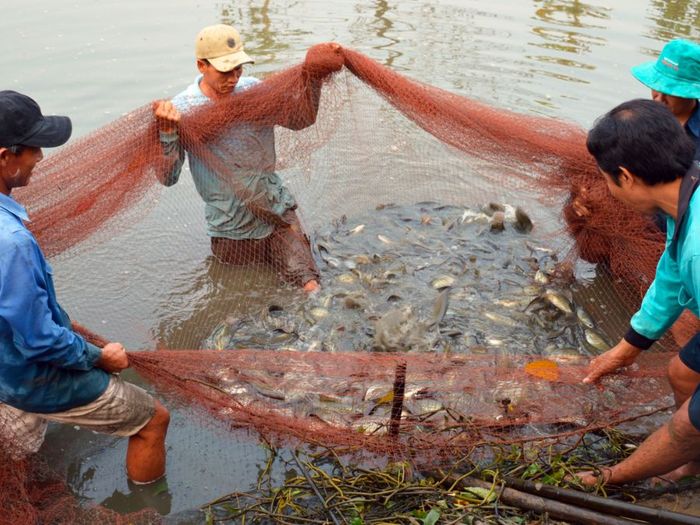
[504,477,700,525]
[443,474,647,525]
[389,362,407,437]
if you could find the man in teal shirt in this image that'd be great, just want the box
[580,98,700,485]
[153,25,343,293]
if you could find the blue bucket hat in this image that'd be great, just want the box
[631,39,700,99]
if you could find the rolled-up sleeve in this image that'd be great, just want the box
[0,235,101,370]
[158,130,185,186]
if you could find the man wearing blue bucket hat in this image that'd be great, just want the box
[571,40,700,231]
[632,39,700,160]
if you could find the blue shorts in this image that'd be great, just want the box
[678,332,700,430]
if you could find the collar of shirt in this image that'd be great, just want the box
[187,74,259,100]
[686,100,700,139]
[670,163,700,249]
[0,192,29,223]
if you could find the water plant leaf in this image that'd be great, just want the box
[423,508,441,525]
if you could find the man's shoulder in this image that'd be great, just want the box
[237,76,261,91]
[0,219,38,262]
[171,78,207,111]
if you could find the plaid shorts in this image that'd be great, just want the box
[0,375,155,459]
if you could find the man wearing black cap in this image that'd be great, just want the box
[0,91,170,485]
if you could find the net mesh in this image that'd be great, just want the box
[3,43,695,522]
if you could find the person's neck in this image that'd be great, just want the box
[0,175,11,196]
[653,177,683,220]
[676,100,698,127]
[199,79,225,101]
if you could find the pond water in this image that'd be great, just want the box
[1,0,699,519]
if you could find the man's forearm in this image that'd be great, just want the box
[156,130,185,186]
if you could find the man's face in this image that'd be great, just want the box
[0,146,43,191]
[600,168,656,214]
[651,90,697,119]
[197,60,243,97]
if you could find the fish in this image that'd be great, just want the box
[542,290,574,315]
[406,399,444,417]
[584,328,610,353]
[431,275,455,290]
[344,295,364,309]
[490,211,505,232]
[250,383,286,401]
[309,408,352,428]
[576,306,596,329]
[352,416,388,435]
[514,207,533,233]
[364,383,392,402]
[309,307,330,321]
[544,347,586,364]
[460,209,490,224]
[377,234,394,244]
[534,270,549,285]
[350,224,366,235]
[208,322,230,351]
[323,256,342,269]
[484,311,519,328]
[428,288,450,329]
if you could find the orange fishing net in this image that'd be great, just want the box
[3,43,693,523]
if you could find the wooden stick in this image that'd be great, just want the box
[389,362,407,437]
[442,473,647,525]
[504,477,700,525]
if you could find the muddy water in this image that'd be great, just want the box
[1,0,699,518]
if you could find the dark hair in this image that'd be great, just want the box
[586,98,695,185]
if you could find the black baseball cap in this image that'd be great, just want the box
[0,90,72,148]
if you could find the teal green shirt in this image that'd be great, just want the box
[627,166,700,346]
[159,75,296,240]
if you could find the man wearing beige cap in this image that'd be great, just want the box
[153,25,343,292]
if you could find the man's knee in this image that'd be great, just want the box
[138,400,170,440]
[669,398,700,439]
[668,355,700,392]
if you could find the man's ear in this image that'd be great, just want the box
[618,166,635,188]
[0,148,10,165]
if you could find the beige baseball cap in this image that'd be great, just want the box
[195,24,254,72]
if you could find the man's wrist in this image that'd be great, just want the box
[623,326,656,350]
[159,129,179,143]
[85,342,103,367]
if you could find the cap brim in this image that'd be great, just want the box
[20,115,72,148]
[631,61,700,99]
[208,50,254,72]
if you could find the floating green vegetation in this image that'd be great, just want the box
[202,420,700,525]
